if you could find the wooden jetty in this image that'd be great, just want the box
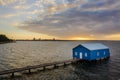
[0,59,80,77]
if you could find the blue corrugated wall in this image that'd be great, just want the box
[73,45,90,60]
[73,45,110,61]
[90,49,110,60]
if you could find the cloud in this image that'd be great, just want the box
[15,0,120,39]
[12,22,21,27]
[105,34,120,40]
[14,5,30,10]
[35,0,86,17]
[34,0,56,7]
[1,14,16,18]
[0,0,27,6]
[80,0,120,11]
[28,10,41,14]
[0,12,25,18]
[0,0,30,19]
[0,0,17,5]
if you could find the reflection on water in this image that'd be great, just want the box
[73,60,119,80]
[0,41,120,80]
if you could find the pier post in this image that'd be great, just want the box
[54,64,57,68]
[28,69,31,73]
[0,59,82,77]
[11,72,14,77]
[43,66,45,71]
[64,63,66,67]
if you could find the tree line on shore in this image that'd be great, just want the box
[0,34,13,42]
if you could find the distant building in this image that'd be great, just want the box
[73,43,110,61]
[33,38,36,41]
[53,38,55,40]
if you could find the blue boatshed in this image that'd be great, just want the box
[73,43,110,61]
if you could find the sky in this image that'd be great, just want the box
[0,0,120,40]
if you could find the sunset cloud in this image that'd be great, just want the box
[80,0,120,11]
[14,5,30,10]
[0,0,120,40]
[18,0,120,39]
[0,0,27,6]
[105,34,120,40]
[28,10,40,15]
[0,0,16,5]
[0,12,25,18]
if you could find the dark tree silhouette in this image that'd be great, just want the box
[0,34,12,42]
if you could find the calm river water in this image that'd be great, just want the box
[0,41,120,80]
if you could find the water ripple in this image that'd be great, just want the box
[0,41,120,80]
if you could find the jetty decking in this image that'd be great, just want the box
[0,59,80,77]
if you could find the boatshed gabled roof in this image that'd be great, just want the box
[80,43,109,50]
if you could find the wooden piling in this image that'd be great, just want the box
[43,66,46,71]
[64,62,66,67]
[54,64,57,68]
[1,58,108,77]
[28,69,31,73]
[11,72,14,77]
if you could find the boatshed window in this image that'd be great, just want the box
[75,52,77,56]
[85,53,87,57]
[97,52,99,56]
[104,51,106,55]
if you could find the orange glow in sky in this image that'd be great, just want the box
[0,0,120,40]
[70,37,94,40]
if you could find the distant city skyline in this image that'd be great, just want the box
[0,0,120,40]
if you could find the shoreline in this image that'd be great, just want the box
[16,40,120,42]
[0,41,15,44]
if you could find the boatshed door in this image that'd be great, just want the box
[80,52,82,59]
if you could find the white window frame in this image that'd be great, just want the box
[85,53,87,57]
[75,52,78,56]
[97,52,99,56]
[104,51,106,55]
